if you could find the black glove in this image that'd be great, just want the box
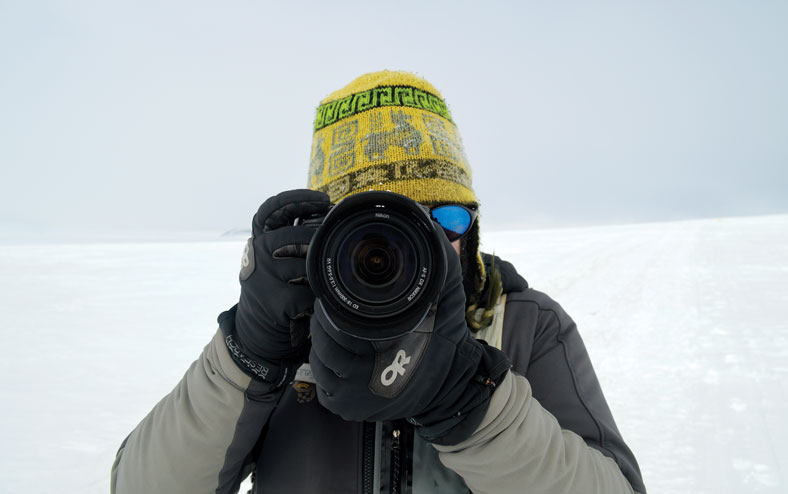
[220,189,331,387]
[308,229,511,445]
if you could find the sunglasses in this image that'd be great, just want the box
[429,204,478,242]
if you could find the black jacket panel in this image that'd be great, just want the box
[254,389,363,494]
[502,289,646,493]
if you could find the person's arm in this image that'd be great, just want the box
[434,370,638,494]
[112,190,332,494]
[434,289,645,493]
[111,329,283,494]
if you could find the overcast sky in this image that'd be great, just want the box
[1,1,786,235]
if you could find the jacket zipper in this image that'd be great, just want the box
[362,422,375,494]
[366,421,412,494]
[391,428,401,494]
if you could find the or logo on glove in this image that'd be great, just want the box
[381,350,412,386]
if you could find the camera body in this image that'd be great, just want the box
[304,191,448,340]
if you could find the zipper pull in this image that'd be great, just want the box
[391,428,402,494]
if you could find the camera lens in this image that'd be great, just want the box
[305,191,448,340]
[336,222,416,304]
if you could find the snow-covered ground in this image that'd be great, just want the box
[1,214,786,493]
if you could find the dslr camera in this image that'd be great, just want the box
[303,191,448,340]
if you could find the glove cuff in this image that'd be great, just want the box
[218,306,294,388]
[413,341,511,446]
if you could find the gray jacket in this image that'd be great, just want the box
[112,257,645,493]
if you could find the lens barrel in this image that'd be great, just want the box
[305,191,447,340]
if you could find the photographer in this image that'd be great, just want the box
[111,71,646,494]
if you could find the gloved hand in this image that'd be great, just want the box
[308,228,512,445]
[220,189,331,387]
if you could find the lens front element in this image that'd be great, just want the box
[338,223,416,304]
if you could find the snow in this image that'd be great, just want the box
[1,214,786,493]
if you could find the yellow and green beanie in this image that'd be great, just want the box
[307,70,497,329]
[307,70,477,206]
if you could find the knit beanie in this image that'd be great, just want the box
[307,70,496,329]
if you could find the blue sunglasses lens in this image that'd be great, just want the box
[431,206,472,238]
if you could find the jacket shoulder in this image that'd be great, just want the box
[498,288,647,493]
[498,287,576,371]
[482,252,575,323]
[479,252,575,346]
[505,286,564,309]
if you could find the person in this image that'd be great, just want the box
[111,70,646,494]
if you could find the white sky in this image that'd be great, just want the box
[1,1,786,234]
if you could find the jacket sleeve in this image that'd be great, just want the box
[434,371,636,494]
[435,289,646,493]
[111,329,284,494]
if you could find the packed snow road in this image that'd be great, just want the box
[1,214,786,493]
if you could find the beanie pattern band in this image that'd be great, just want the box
[314,85,453,132]
[315,158,475,206]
